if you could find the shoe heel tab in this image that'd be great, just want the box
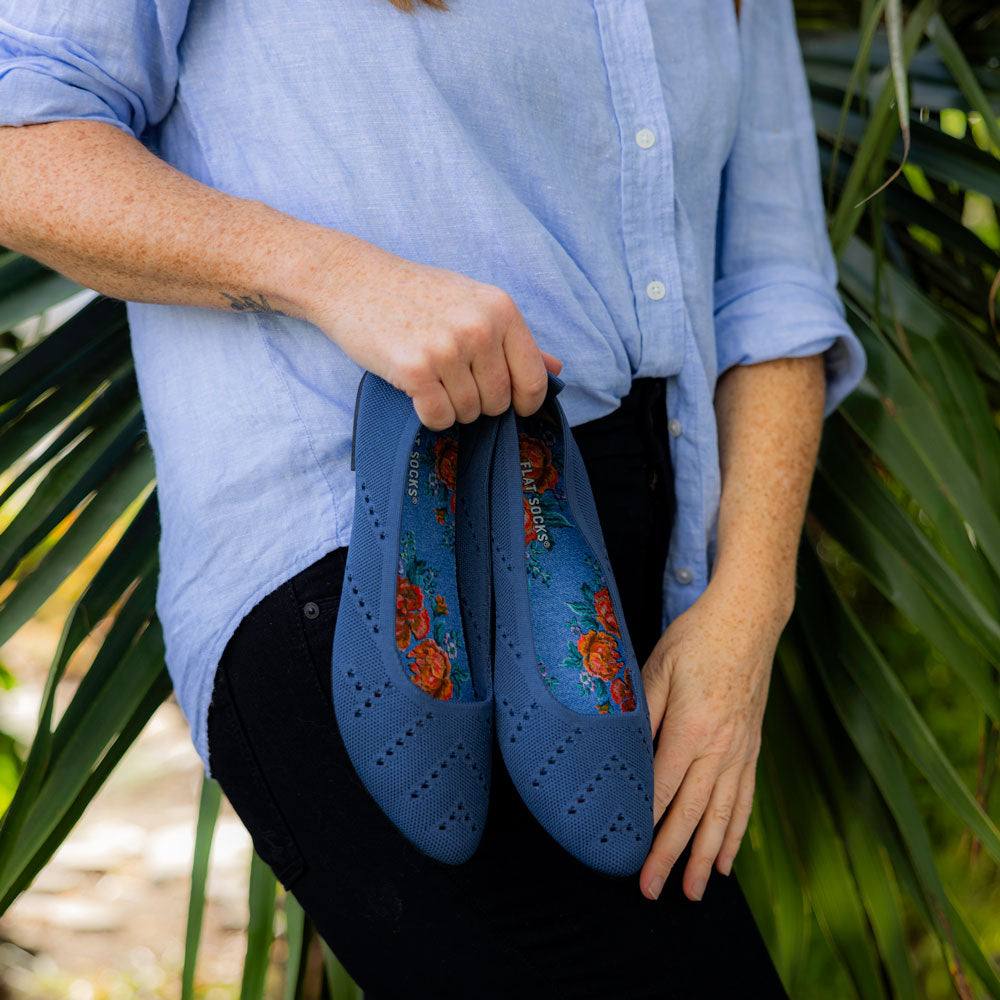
[350,371,368,472]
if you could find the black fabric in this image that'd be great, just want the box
[206,376,789,999]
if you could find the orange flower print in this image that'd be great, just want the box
[434,435,458,492]
[434,507,447,525]
[396,576,430,649]
[593,586,620,637]
[518,434,559,494]
[610,672,636,712]
[577,629,622,682]
[435,594,448,615]
[597,702,611,714]
[408,639,454,700]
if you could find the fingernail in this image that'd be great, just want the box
[719,856,733,876]
[691,877,706,901]
[647,876,664,900]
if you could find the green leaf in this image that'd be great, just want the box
[0,296,127,414]
[182,775,222,1000]
[925,14,1000,154]
[822,0,886,213]
[837,302,1000,602]
[829,0,941,252]
[0,404,144,585]
[807,547,1000,864]
[0,273,85,335]
[46,571,159,769]
[0,363,138,509]
[0,446,153,646]
[282,893,309,1000]
[813,424,1000,722]
[0,664,171,914]
[796,543,1000,993]
[776,637,919,1000]
[0,621,167,905]
[321,940,363,1000]
[240,851,277,1000]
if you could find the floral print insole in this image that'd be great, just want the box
[396,428,474,701]
[517,410,636,714]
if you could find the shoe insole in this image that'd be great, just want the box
[517,410,636,715]
[396,427,475,701]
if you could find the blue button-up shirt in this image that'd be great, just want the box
[0,0,866,777]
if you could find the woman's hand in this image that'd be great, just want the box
[637,570,793,902]
[304,235,562,429]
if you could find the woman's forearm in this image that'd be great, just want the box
[710,353,827,619]
[0,118,558,428]
[0,119,362,320]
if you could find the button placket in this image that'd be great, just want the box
[660,370,710,626]
[591,0,687,375]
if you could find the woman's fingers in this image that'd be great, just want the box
[469,342,513,417]
[640,754,718,900]
[440,363,484,425]
[678,764,743,899]
[410,381,457,430]
[716,758,757,876]
[648,707,692,826]
[640,658,671,746]
[318,246,563,418]
[541,349,563,375]
[502,312,551,418]
[639,715,759,900]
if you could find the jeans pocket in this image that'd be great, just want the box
[206,661,307,889]
[288,547,348,710]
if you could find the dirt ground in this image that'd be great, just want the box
[0,613,260,1000]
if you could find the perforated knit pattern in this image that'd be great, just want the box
[331,373,494,864]
[490,376,654,876]
[493,660,652,876]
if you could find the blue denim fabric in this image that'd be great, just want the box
[0,0,867,775]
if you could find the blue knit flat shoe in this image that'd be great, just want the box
[490,374,654,875]
[331,372,496,864]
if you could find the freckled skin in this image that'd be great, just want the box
[639,353,826,903]
[0,118,825,903]
[0,119,560,428]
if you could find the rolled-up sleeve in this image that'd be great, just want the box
[0,1,190,140]
[713,0,866,419]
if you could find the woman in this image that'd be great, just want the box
[0,0,866,995]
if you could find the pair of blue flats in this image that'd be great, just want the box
[331,371,655,875]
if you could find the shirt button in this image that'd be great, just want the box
[668,418,682,437]
[303,601,320,620]
[675,566,694,585]
[635,127,656,148]
[646,280,666,300]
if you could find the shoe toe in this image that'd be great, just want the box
[332,373,495,866]
[333,601,493,864]
[495,657,653,876]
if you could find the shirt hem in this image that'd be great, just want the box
[192,532,348,779]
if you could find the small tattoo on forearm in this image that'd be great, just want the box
[220,291,284,314]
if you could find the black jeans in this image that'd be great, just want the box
[206,377,789,999]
